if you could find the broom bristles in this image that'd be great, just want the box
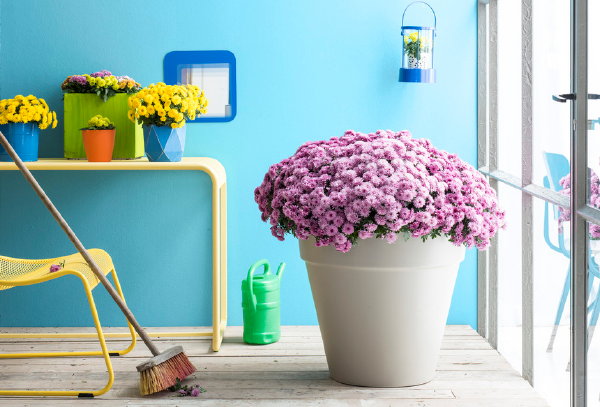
[139,351,196,396]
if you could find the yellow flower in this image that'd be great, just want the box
[138,106,147,116]
[143,94,154,104]
[86,115,111,129]
[170,123,178,128]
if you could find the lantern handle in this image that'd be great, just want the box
[402,1,437,33]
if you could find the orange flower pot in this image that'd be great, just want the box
[81,129,116,162]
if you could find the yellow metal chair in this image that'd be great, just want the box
[0,248,136,397]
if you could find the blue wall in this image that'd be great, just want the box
[0,0,478,327]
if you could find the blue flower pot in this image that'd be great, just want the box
[143,124,186,162]
[0,123,40,162]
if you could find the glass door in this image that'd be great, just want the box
[539,0,593,404]
[478,0,596,405]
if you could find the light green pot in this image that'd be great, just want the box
[63,93,143,159]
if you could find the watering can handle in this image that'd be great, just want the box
[247,259,270,311]
[402,1,437,32]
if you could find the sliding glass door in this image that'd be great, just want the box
[478,0,597,405]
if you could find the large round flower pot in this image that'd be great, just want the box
[0,123,40,162]
[299,236,466,387]
[143,124,186,162]
[82,129,116,162]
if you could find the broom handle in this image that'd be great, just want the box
[0,131,160,357]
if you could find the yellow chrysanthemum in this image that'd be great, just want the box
[126,83,208,126]
[0,94,57,130]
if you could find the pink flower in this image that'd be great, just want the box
[358,230,374,239]
[254,130,505,252]
[49,264,62,273]
[384,232,398,244]
[558,171,600,238]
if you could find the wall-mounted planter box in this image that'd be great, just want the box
[63,93,143,159]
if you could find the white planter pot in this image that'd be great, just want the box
[299,236,466,387]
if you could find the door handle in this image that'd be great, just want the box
[552,93,600,103]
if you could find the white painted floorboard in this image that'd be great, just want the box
[0,325,549,406]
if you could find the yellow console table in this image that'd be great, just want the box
[0,157,227,351]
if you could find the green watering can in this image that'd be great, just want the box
[242,259,285,345]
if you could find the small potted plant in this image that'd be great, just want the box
[0,95,58,162]
[128,83,208,162]
[404,31,432,69]
[61,70,143,159]
[81,115,116,162]
[255,130,505,387]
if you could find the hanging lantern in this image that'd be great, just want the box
[399,1,436,83]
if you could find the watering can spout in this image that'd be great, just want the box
[276,262,286,278]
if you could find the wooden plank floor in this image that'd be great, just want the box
[0,326,549,406]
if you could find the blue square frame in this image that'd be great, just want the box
[164,50,237,123]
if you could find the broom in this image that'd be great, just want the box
[0,131,196,396]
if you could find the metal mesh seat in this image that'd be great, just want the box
[0,248,113,291]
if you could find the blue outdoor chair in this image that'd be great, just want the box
[543,152,600,352]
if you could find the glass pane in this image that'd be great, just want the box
[180,64,231,118]
[588,221,600,405]
[495,0,524,382]
[497,0,521,175]
[589,0,600,207]
[497,182,522,375]
[533,195,571,407]
[532,0,570,188]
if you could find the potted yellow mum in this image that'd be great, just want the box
[127,83,208,162]
[0,95,58,162]
[81,115,116,162]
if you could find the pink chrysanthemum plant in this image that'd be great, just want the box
[254,130,506,253]
[557,171,600,239]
